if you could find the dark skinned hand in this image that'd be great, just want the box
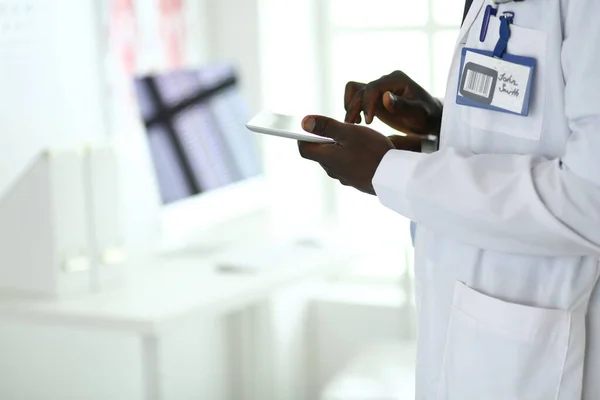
[344,70,443,137]
[297,116,394,195]
[388,134,422,153]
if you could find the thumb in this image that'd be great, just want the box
[302,115,346,142]
[383,91,427,116]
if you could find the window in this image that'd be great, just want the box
[314,0,463,277]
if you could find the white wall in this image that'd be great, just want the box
[203,0,263,115]
[0,0,107,198]
[202,0,323,113]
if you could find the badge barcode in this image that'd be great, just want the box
[464,69,494,98]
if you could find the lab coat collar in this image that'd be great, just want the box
[458,0,485,45]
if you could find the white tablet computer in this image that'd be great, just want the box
[246,111,335,143]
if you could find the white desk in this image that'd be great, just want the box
[0,247,350,400]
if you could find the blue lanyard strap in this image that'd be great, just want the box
[493,12,514,58]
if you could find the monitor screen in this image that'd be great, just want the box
[133,65,262,205]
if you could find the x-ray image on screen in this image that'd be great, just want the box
[133,65,262,205]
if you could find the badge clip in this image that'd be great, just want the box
[493,11,514,59]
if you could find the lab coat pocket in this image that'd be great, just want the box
[438,282,570,400]
[461,18,547,141]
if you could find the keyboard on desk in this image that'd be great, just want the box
[214,238,328,273]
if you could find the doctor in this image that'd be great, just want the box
[298,0,600,398]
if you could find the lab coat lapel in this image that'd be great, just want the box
[457,0,485,44]
[462,0,474,24]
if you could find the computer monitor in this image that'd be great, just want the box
[132,64,267,251]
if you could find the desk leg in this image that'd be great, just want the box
[142,336,162,400]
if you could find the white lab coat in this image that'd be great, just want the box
[372,0,600,399]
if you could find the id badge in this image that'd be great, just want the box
[456,48,535,116]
